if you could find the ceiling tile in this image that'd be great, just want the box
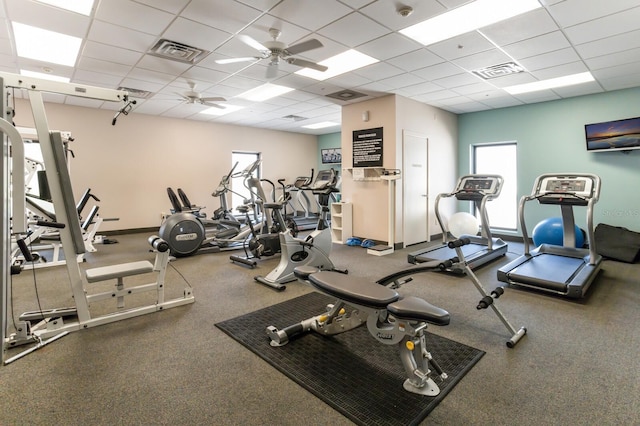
[182,0,265,35]
[133,0,191,14]
[480,8,559,46]
[388,49,443,72]
[548,0,640,27]
[502,31,572,60]
[357,33,422,61]
[317,12,390,48]
[83,41,144,66]
[574,28,640,59]
[563,6,640,45]
[426,32,495,62]
[359,0,446,31]
[518,48,581,72]
[88,20,157,53]
[584,47,640,71]
[269,0,353,31]
[95,0,174,34]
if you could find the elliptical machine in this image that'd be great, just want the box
[159,160,263,257]
[254,168,347,291]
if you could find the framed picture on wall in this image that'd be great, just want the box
[321,148,342,164]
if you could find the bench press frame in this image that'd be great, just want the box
[1,73,194,365]
[267,269,450,396]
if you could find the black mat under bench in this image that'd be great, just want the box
[216,292,485,426]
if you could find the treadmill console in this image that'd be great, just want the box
[310,169,338,193]
[537,176,594,205]
[456,175,502,201]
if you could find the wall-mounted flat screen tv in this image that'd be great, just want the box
[321,148,342,164]
[585,116,640,153]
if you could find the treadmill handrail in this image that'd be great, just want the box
[521,173,601,264]
[434,174,503,245]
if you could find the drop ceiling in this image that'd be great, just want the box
[1,0,640,135]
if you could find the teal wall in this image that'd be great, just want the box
[458,87,640,234]
[318,132,341,172]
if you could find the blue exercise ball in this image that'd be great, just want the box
[532,217,585,248]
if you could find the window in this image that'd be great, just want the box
[231,151,261,210]
[472,142,517,230]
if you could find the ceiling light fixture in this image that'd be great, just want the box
[295,50,378,81]
[237,83,294,102]
[503,72,595,95]
[302,121,340,129]
[12,22,82,66]
[400,0,542,46]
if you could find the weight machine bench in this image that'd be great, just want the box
[266,267,450,396]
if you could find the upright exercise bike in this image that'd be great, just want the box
[254,168,347,291]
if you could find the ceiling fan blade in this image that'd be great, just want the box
[285,39,323,56]
[201,97,226,102]
[238,34,269,52]
[173,92,189,100]
[286,58,328,72]
[215,57,260,64]
[203,102,226,109]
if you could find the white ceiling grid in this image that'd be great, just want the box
[0,0,639,134]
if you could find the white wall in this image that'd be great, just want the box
[13,99,318,231]
[396,96,458,241]
[341,94,457,245]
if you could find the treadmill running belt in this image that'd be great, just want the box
[508,254,585,292]
[415,243,484,262]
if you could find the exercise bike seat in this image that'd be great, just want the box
[388,296,450,326]
[308,271,399,309]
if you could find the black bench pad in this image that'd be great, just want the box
[308,271,399,309]
[387,296,450,326]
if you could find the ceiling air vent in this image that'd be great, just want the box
[117,86,152,99]
[148,39,210,64]
[326,89,367,101]
[472,62,525,80]
[283,114,308,121]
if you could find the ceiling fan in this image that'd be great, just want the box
[216,28,328,78]
[175,82,226,109]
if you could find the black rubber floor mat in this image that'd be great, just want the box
[216,292,484,426]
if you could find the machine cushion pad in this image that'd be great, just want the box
[387,296,450,326]
[308,271,399,309]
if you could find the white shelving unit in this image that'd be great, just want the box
[330,202,352,244]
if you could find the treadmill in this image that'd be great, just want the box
[408,174,508,273]
[497,173,602,299]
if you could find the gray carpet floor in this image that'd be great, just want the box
[2,232,639,425]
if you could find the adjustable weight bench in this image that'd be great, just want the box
[266,267,450,396]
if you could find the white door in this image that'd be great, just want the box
[403,131,429,246]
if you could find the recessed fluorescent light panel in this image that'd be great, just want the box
[504,72,595,95]
[400,0,542,46]
[200,104,244,116]
[237,83,294,102]
[35,0,94,15]
[295,50,379,81]
[302,121,340,129]
[12,22,82,66]
[20,70,69,83]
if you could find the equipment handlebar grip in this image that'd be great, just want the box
[36,220,65,229]
[447,237,471,248]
